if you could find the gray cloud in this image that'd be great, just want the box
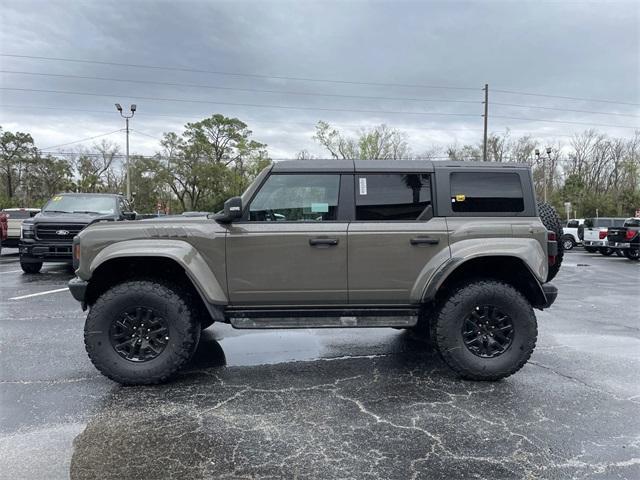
[0,0,638,157]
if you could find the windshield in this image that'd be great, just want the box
[43,195,116,215]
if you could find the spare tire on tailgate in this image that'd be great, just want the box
[537,201,563,282]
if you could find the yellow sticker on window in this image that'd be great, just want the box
[455,194,466,202]
[52,196,63,202]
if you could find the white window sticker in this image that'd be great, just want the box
[359,177,367,195]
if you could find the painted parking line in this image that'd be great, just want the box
[0,269,24,274]
[10,288,69,300]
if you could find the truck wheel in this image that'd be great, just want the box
[431,280,537,381]
[537,201,563,282]
[599,247,614,256]
[584,246,597,253]
[624,248,639,261]
[84,279,201,385]
[21,261,42,274]
[561,235,575,251]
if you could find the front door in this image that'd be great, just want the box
[348,173,449,305]
[226,173,348,306]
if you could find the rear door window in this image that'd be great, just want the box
[450,172,524,213]
[355,174,431,221]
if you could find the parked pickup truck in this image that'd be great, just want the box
[606,218,640,261]
[582,217,626,255]
[20,193,136,273]
[562,218,584,250]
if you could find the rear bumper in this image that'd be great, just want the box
[541,283,558,309]
[583,240,606,247]
[68,277,88,306]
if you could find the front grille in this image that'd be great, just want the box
[36,224,85,241]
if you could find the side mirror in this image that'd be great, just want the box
[123,211,137,221]
[214,196,243,223]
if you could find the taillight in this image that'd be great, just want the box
[599,230,607,239]
[72,241,81,270]
[547,231,557,266]
[626,230,636,240]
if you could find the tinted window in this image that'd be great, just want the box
[450,172,524,213]
[624,219,640,227]
[249,174,340,221]
[355,174,431,221]
[566,220,579,228]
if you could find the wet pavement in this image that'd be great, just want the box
[1,248,639,479]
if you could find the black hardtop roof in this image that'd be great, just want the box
[271,159,530,173]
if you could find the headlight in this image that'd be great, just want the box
[21,223,35,239]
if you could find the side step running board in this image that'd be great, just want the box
[228,308,419,329]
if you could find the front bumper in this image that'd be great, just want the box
[541,283,558,309]
[19,240,73,263]
[68,277,88,306]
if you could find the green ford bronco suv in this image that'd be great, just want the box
[68,160,562,385]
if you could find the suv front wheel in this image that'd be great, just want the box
[431,280,537,381]
[84,279,201,385]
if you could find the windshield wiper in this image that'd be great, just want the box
[45,210,70,213]
[73,210,101,214]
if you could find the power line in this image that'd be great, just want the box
[0,86,481,118]
[492,102,639,118]
[40,129,123,150]
[493,88,640,107]
[0,70,481,105]
[3,88,636,129]
[491,114,639,129]
[2,54,636,107]
[0,53,479,91]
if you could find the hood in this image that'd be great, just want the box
[32,211,119,226]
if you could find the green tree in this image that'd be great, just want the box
[0,127,35,200]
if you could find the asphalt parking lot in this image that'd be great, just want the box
[1,248,639,480]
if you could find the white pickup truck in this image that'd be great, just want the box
[562,218,584,250]
[582,217,626,255]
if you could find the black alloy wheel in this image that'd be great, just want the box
[462,305,514,358]
[109,307,170,362]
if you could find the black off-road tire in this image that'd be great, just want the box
[21,260,42,274]
[200,318,215,330]
[84,279,201,385]
[624,248,639,261]
[431,280,537,381]
[599,247,614,256]
[537,201,563,282]
[584,246,598,253]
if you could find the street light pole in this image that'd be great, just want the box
[115,103,136,201]
[544,146,552,204]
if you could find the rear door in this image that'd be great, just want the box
[226,173,349,306]
[347,172,448,305]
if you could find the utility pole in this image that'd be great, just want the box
[482,83,488,161]
[115,103,136,201]
[544,146,552,204]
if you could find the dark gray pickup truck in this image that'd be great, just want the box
[68,160,562,385]
[20,193,135,273]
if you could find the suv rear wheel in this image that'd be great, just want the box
[624,248,639,261]
[84,279,201,385]
[431,280,537,381]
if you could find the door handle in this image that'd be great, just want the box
[410,236,439,246]
[309,238,339,246]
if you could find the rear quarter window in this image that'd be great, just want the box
[450,172,524,213]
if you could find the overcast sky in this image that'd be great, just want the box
[0,0,638,159]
